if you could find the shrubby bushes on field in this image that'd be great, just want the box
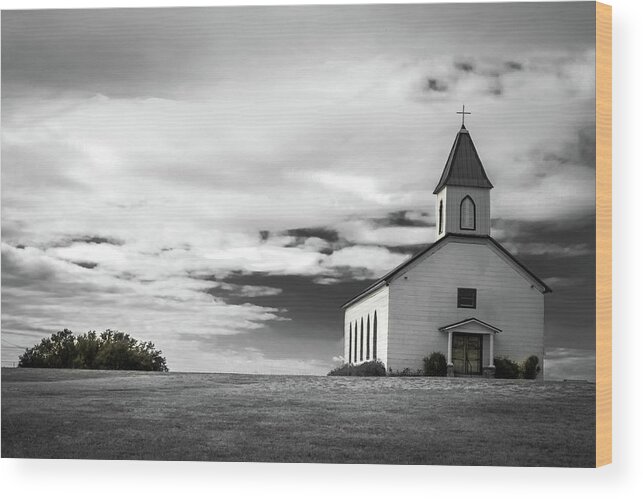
[494,355,541,379]
[493,357,522,379]
[328,353,540,380]
[18,329,168,372]
[327,360,386,376]
[388,367,424,377]
[521,355,541,380]
[423,352,448,376]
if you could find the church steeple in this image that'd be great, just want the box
[433,124,493,194]
[434,117,493,240]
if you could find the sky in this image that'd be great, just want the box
[1,2,596,379]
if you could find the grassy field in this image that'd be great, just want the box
[1,368,595,466]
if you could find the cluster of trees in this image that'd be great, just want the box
[18,329,168,372]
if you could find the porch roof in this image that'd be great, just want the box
[438,317,502,334]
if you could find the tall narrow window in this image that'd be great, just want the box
[373,312,378,360]
[439,200,444,234]
[366,315,370,360]
[360,318,364,361]
[348,323,352,365]
[460,196,476,230]
[353,321,358,363]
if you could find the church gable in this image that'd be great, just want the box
[402,234,547,286]
[388,237,549,293]
[342,234,550,311]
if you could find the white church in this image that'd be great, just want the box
[342,119,551,377]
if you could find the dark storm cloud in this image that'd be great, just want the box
[41,235,125,249]
[285,227,339,242]
[494,215,595,352]
[373,210,432,228]
[495,216,595,251]
[545,348,596,381]
[529,124,596,170]
[70,235,124,246]
[1,9,226,100]
[577,126,597,168]
[488,78,503,96]
[72,261,98,269]
[181,273,375,365]
[426,78,448,93]
[504,60,524,71]
[454,61,475,73]
[387,243,429,256]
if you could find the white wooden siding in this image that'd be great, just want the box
[344,285,389,367]
[387,239,545,377]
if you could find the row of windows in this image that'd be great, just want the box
[438,196,477,234]
[346,291,474,365]
[348,311,377,364]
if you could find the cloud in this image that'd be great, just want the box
[1,243,291,370]
[335,219,434,247]
[204,282,284,298]
[504,61,524,71]
[507,242,593,257]
[68,235,124,246]
[373,210,432,228]
[284,227,339,243]
[454,61,475,73]
[324,245,409,277]
[426,78,449,93]
[542,276,585,288]
[72,261,99,269]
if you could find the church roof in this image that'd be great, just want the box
[341,234,551,309]
[433,125,494,194]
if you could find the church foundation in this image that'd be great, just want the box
[483,366,496,378]
[446,363,454,377]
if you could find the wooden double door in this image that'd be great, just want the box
[452,333,482,375]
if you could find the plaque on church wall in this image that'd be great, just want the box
[0,1,611,472]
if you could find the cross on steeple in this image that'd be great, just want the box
[456,105,471,127]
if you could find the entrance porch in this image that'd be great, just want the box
[438,318,502,378]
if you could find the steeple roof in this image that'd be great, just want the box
[433,125,494,194]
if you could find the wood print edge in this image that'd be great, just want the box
[595,0,612,468]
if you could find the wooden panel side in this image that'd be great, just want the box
[595,1,612,468]
[388,241,545,376]
[344,286,390,367]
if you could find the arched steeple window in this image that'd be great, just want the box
[460,196,476,230]
[439,200,444,234]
